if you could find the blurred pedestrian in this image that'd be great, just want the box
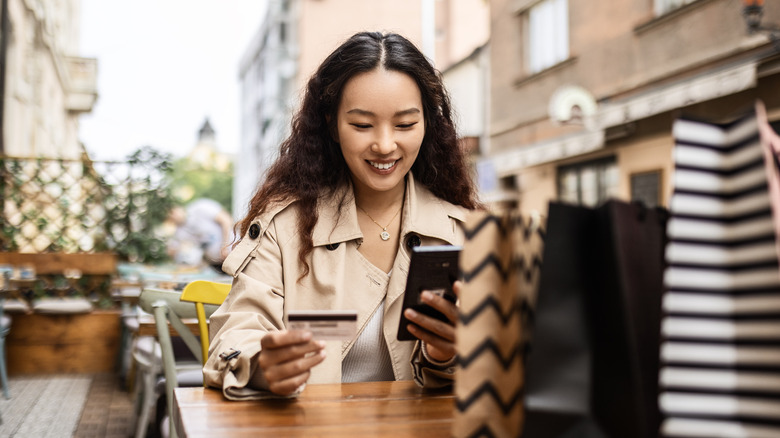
[166,198,234,270]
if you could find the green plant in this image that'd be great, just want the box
[102,146,178,263]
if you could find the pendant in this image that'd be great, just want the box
[380,230,390,241]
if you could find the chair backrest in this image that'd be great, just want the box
[138,288,202,366]
[179,280,230,366]
[140,287,220,438]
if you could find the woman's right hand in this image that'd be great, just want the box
[257,330,327,396]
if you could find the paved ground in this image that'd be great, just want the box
[73,373,137,438]
[0,375,93,437]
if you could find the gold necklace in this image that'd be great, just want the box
[357,205,402,241]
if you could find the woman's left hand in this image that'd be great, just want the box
[403,280,462,362]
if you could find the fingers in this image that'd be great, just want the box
[407,323,457,361]
[419,288,459,326]
[258,330,327,396]
[404,306,456,343]
[268,372,309,396]
[452,280,463,298]
[261,329,313,349]
[404,287,460,362]
[259,336,326,369]
[265,348,327,395]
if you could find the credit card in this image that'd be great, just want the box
[286,310,358,341]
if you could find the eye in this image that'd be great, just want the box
[397,122,418,129]
[350,123,371,129]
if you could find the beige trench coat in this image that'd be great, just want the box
[204,174,469,399]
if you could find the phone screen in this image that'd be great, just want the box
[396,245,461,341]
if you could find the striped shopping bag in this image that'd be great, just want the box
[660,108,780,437]
[454,211,544,438]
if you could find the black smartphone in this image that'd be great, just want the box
[397,245,462,341]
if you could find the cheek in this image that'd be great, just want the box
[405,131,425,157]
[339,133,363,157]
[339,137,366,170]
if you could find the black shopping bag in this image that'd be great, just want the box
[522,199,667,438]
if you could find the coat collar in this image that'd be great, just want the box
[311,172,468,247]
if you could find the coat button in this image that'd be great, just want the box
[405,234,421,250]
[325,243,340,251]
[248,224,261,239]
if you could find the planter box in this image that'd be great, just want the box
[0,251,119,306]
[0,252,117,275]
[6,310,122,375]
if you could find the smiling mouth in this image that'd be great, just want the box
[368,160,397,170]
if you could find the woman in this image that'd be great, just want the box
[204,31,481,399]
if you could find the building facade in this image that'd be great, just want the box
[1,0,97,158]
[484,0,780,214]
[234,0,489,219]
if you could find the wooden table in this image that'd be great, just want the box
[173,380,455,437]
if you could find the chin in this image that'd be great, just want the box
[367,179,404,193]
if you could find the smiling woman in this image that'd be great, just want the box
[202,31,482,401]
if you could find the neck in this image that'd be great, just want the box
[353,180,406,215]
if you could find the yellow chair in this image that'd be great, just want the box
[179,280,231,366]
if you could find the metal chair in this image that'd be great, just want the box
[0,280,11,400]
[138,286,225,438]
[129,331,163,438]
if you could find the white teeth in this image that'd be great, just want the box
[369,160,396,170]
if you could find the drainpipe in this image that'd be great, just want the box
[421,0,435,64]
[0,0,7,237]
[0,0,8,155]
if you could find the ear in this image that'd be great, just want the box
[326,115,339,143]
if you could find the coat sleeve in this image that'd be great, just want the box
[203,218,293,400]
[411,341,456,388]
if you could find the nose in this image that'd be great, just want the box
[371,127,397,154]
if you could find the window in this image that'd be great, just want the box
[557,157,618,207]
[527,0,569,74]
[630,170,662,208]
[654,0,696,16]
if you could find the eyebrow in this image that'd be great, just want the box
[345,108,421,117]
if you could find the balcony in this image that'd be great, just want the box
[65,56,98,113]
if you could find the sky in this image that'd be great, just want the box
[78,1,269,162]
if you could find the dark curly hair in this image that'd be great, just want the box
[238,31,480,276]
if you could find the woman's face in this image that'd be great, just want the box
[335,67,425,198]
